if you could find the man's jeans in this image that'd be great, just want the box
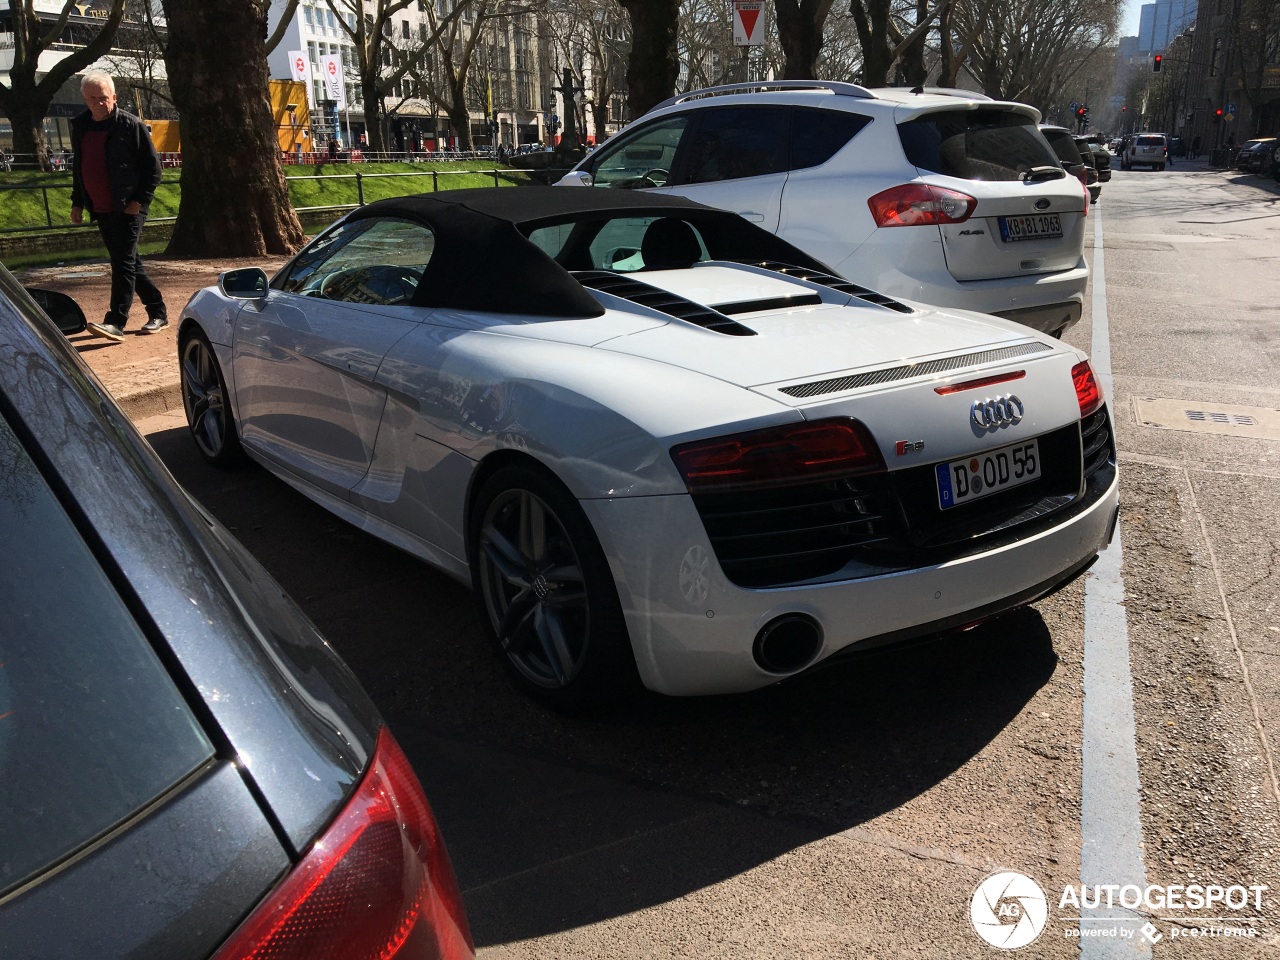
[95,212,165,329]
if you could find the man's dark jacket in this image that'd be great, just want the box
[70,108,162,216]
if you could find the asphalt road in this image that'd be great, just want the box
[134,163,1280,958]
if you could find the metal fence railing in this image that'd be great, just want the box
[0,165,574,235]
[0,148,549,170]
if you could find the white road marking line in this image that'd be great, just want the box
[1080,205,1151,958]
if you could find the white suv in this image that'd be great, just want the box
[558,81,1089,336]
[1121,133,1168,171]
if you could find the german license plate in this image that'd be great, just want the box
[998,213,1062,242]
[936,439,1040,509]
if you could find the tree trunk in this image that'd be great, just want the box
[898,0,929,86]
[849,0,895,86]
[160,0,305,258]
[776,0,831,80]
[937,0,954,87]
[618,0,680,118]
[447,78,474,151]
[362,70,387,152]
[0,0,126,170]
[4,74,50,171]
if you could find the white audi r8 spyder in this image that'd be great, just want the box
[178,188,1118,708]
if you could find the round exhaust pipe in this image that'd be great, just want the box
[753,614,823,674]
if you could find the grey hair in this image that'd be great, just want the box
[81,71,116,95]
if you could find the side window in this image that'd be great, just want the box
[279,217,434,305]
[790,108,870,170]
[683,107,790,183]
[587,216,707,272]
[588,116,688,188]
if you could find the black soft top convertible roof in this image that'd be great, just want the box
[339,187,830,317]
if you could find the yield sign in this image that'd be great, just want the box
[733,0,765,46]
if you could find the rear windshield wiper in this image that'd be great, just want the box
[1021,165,1066,183]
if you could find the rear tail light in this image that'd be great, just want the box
[867,183,977,227]
[671,418,885,494]
[214,727,474,960]
[1072,360,1103,418]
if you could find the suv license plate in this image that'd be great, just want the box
[936,439,1040,510]
[998,214,1062,242]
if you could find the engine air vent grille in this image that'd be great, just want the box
[572,270,756,336]
[731,260,915,314]
[779,341,1055,399]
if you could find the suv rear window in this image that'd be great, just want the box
[899,109,1059,181]
[1136,136,1165,147]
[0,413,214,897]
[1040,129,1083,166]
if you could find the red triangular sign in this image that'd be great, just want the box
[739,8,760,39]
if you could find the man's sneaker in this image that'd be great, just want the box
[86,321,124,342]
[140,315,170,334]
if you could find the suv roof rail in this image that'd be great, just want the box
[652,80,874,112]
[871,85,995,102]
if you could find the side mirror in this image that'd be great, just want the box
[25,287,87,336]
[219,267,269,300]
[555,170,593,187]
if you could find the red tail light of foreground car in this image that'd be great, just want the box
[866,183,978,227]
[214,727,474,960]
[671,418,887,494]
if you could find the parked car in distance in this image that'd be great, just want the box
[0,266,474,960]
[557,80,1089,338]
[1122,133,1168,170]
[1236,137,1276,174]
[1040,125,1098,203]
[1080,135,1113,182]
[177,187,1119,710]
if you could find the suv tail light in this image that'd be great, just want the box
[1072,360,1103,418]
[671,418,886,494]
[867,184,977,227]
[213,728,474,960]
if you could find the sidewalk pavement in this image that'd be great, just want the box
[14,256,287,419]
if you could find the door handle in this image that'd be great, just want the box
[737,211,766,222]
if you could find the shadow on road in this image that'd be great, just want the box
[145,422,1060,946]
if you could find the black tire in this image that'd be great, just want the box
[469,463,638,710]
[180,329,243,466]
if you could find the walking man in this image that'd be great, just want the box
[70,71,167,341]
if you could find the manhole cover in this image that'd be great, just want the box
[1133,398,1280,440]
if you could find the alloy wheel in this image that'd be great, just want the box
[476,487,591,689]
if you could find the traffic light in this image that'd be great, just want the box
[1121,105,1128,113]
[1215,107,1224,122]
[1153,54,1163,72]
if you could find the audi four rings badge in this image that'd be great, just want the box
[971,395,1025,429]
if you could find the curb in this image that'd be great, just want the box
[117,381,184,422]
